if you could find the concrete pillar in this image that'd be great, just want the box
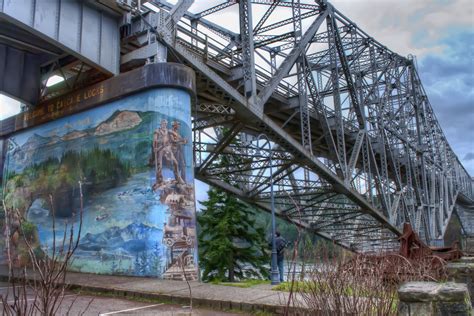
[398,282,472,316]
[447,257,474,305]
[1,63,198,280]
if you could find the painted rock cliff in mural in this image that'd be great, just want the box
[1,88,198,280]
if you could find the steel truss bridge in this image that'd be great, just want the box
[1,0,472,251]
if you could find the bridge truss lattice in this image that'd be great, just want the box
[118,0,474,251]
[19,0,471,251]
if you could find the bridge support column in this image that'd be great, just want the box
[1,63,198,280]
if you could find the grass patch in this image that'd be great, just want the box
[212,279,271,288]
[253,311,274,316]
[272,281,315,292]
[272,281,397,300]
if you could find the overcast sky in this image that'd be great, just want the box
[0,0,472,178]
[0,94,21,120]
[330,0,474,175]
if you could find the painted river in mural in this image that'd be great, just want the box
[1,88,198,279]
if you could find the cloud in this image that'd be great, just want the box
[185,1,473,177]
[194,179,209,211]
[0,93,22,120]
[331,0,473,58]
[464,153,474,161]
[417,30,474,175]
[186,1,472,59]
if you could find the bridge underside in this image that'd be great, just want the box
[1,0,473,252]
[0,0,120,105]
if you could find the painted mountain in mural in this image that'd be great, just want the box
[79,222,161,253]
[21,133,50,154]
[95,111,142,135]
[62,130,88,141]
[8,110,188,173]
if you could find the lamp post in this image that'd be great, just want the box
[256,133,279,285]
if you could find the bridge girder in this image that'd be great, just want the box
[35,0,474,250]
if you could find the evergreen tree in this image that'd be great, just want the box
[198,187,269,282]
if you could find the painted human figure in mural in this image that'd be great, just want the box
[153,119,185,190]
[170,121,187,183]
[3,211,21,266]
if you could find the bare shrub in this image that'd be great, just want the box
[277,190,448,315]
[288,246,447,315]
[180,254,193,313]
[1,181,92,315]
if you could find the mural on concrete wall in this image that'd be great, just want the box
[1,88,198,279]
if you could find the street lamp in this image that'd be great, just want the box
[255,133,280,285]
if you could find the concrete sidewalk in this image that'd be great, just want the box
[0,266,294,314]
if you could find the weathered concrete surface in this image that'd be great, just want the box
[0,265,296,315]
[398,281,472,316]
[0,280,246,315]
[447,257,474,305]
[463,237,474,254]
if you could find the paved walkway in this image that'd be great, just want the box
[0,266,294,314]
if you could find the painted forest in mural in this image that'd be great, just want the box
[1,89,198,280]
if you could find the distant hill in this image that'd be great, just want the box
[78,222,161,253]
[95,111,142,136]
[62,130,88,141]
[6,109,189,173]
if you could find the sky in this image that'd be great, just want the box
[0,0,472,178]
[0,93,22,120]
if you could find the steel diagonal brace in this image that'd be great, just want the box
[284,194,339,215]
[251,163,298,196]
[195,1,237,18]
[260,109,401,237]
[152,0,239,41]
[256,10,329,109]
[330,11,365,128]
[167,0,194,25]
[253,0,280,34]
[251,0,319,10]
[312,212,365,231]
[257,10,319,35]
[154,9,401,238]
[197,176,355,251]
[303,55,342,168]
[197,122,243,174]
[347,129,365,180]
[366,139,391,217]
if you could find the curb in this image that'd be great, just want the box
[0,274,294,315]
[67,283,285,314]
